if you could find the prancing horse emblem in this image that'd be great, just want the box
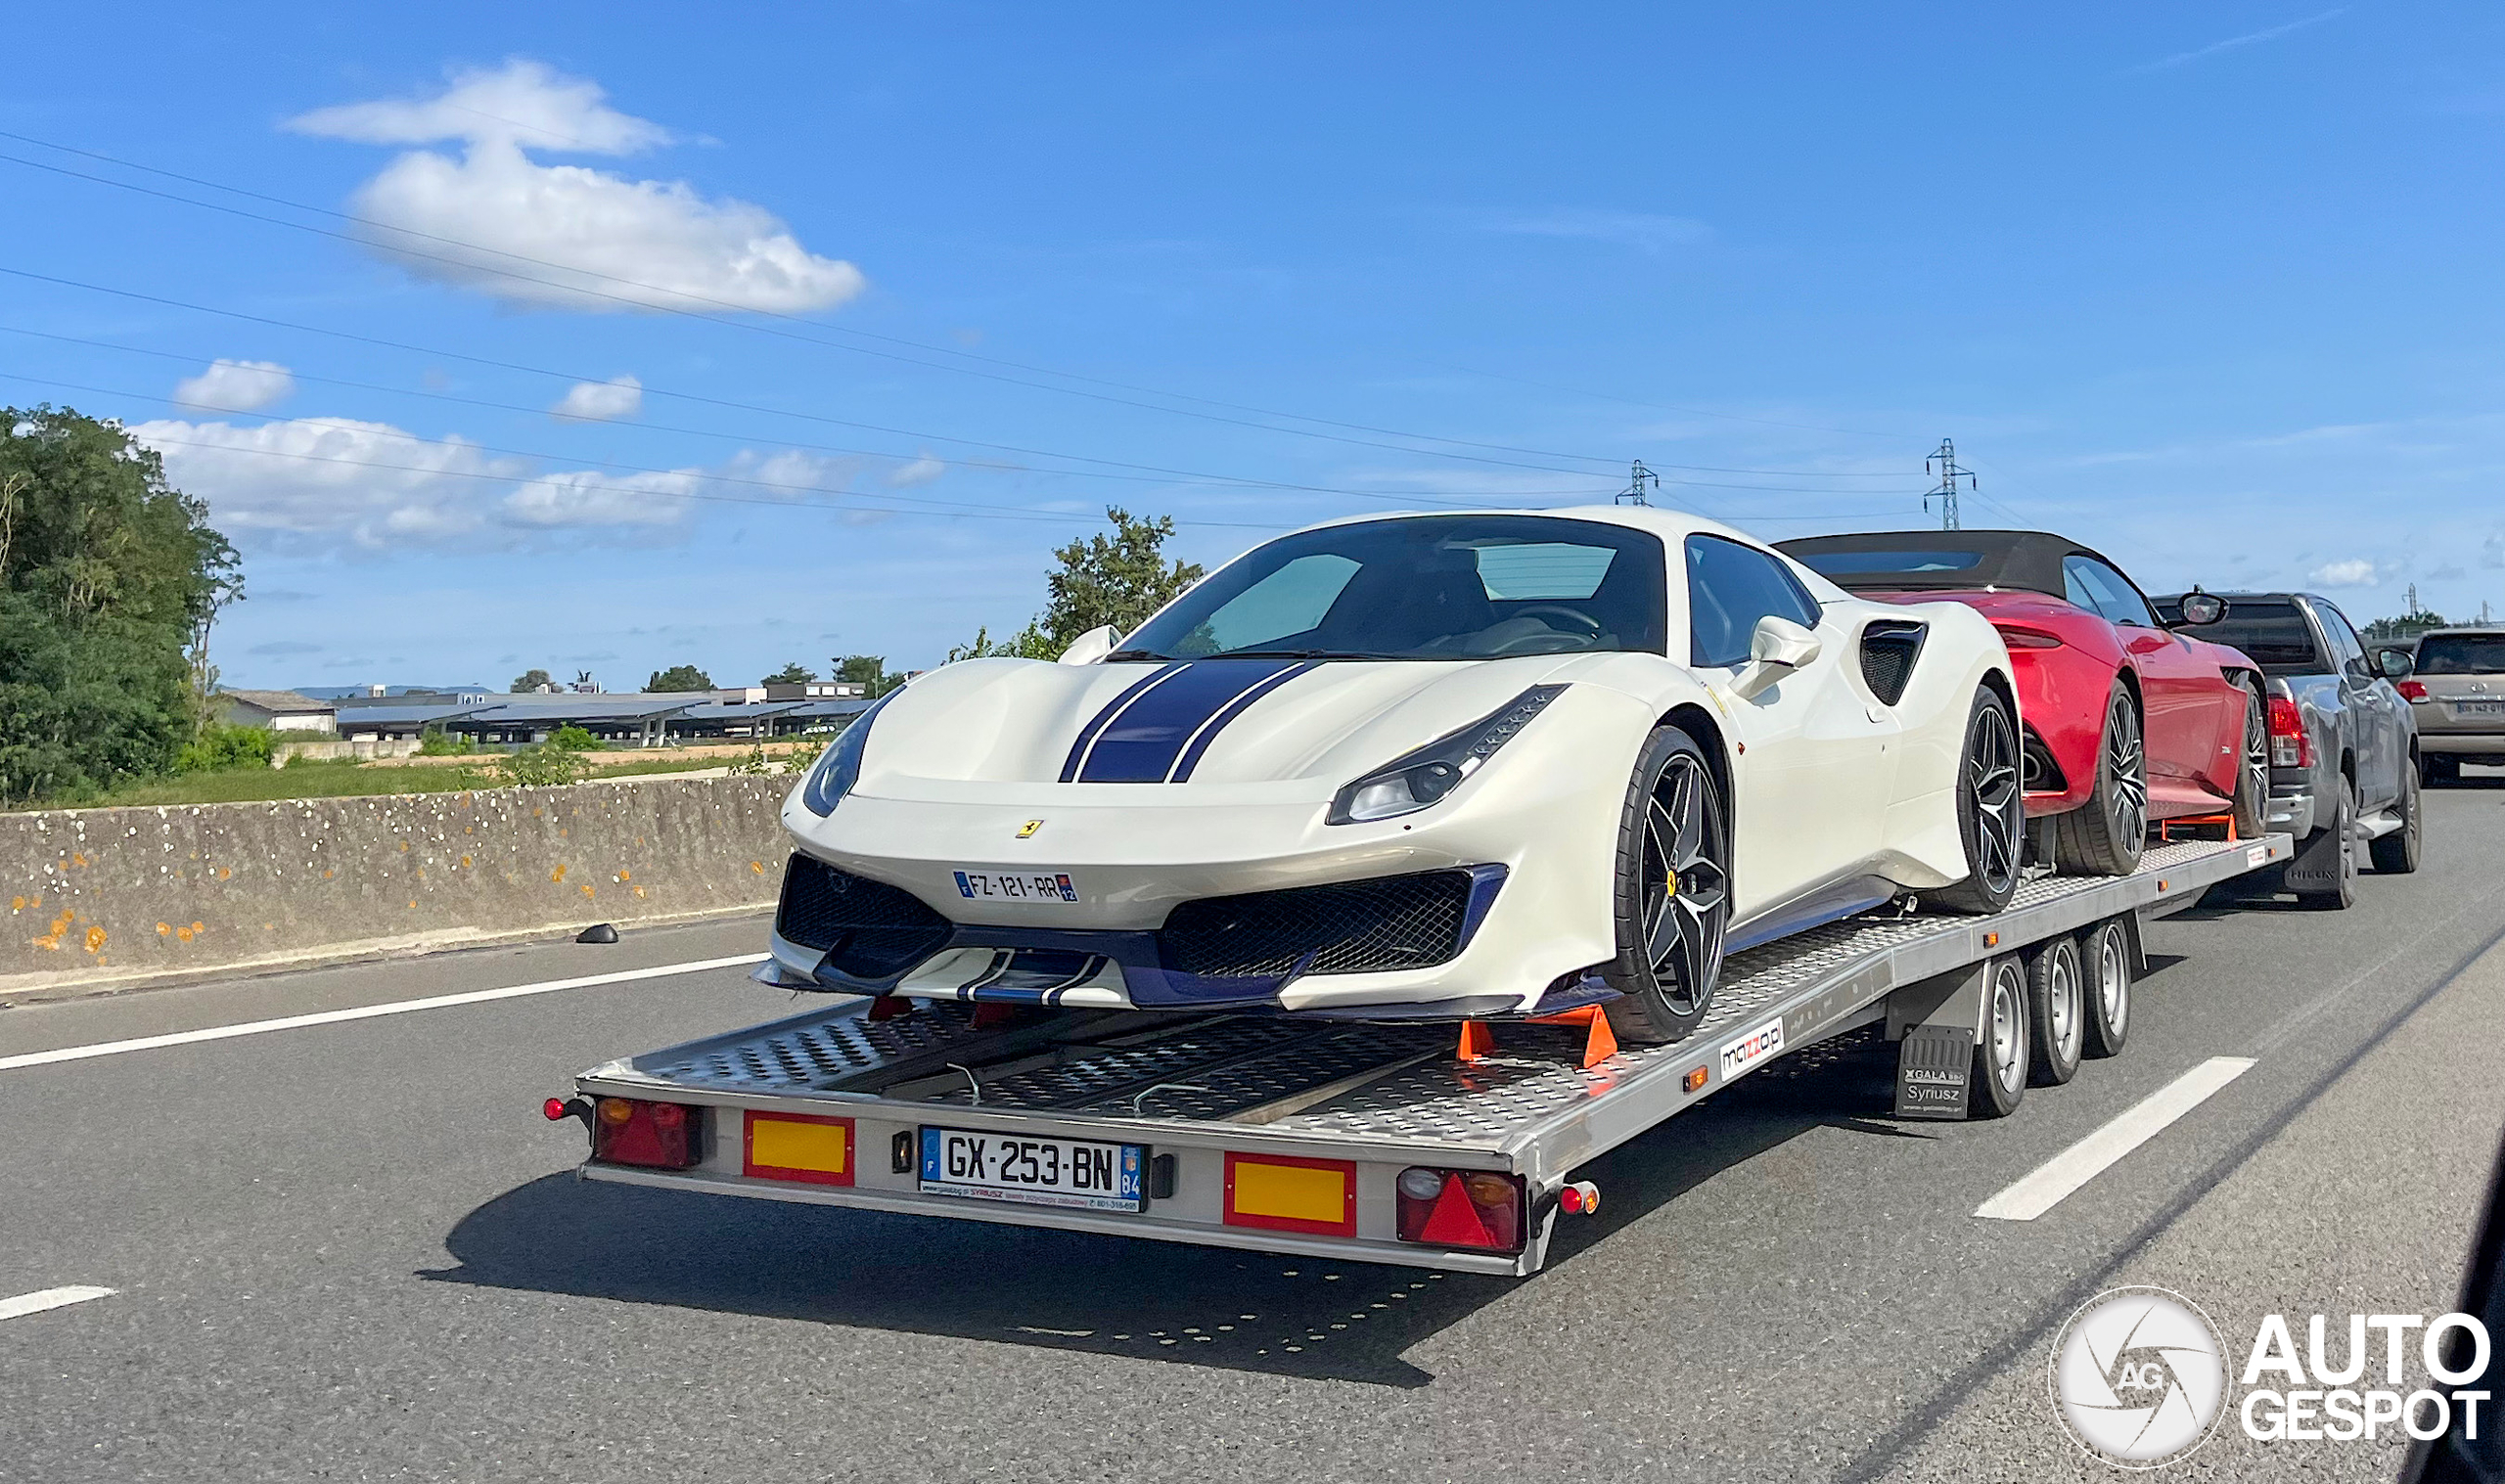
[1017,820,1043,839]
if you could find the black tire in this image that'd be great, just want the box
[2231,677,2268,842]
[1969,957,2029,1118]
[1921,686,2025,914]
[2026,935,2085,1087]
[2080,918,2132,1059]
[2369,760,2422,875]
[2292,775,2357,910]
[2423,753,2460,787]
[2055,682,2147,877]
[1600,725,1730,1046]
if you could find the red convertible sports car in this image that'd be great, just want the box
[1777,530,2268,876]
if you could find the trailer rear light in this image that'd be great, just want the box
[1394,1166,1526,1253]
[2266,697,2312,768]
[2397,680,2429,702]
[591,1097,703,1170]
[1995,625,2065,649]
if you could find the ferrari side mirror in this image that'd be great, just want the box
[1059,625,1119,665]
[2176,592,2226,626]
[1732,615,1822,699]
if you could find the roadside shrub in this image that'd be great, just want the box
[551,725,601,752]
[417,728,476,756]
[782,737,826,771]
[173,723,276,774]
[497,743,584,787]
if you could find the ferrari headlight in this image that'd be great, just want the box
[798,692,896,816]
[1327,685,1566,825]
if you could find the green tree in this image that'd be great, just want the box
[510,667,554,694]
[647,663,715,692]
[762,660,818,685]
[2362,609,2448,643]
[550,724,601,751]
[173,723,275,774]
[496,743,583,787]
[1035,507,1204,650]
[0,405,242,802]
[835,654,905,697]
[946,624,1057,663]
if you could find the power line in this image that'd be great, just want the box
[0,325,1613,510]
[0,133,1633,475]
[0,268,1619,509]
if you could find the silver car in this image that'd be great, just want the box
[2384,627,2505,784]
[2160,590,2420,906]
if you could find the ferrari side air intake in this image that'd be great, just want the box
[1160,871,1480,978]
[774,853,953,980]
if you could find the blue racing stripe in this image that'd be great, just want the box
[1060,663,1186,782]
[1077,658,1305,783]
[1169,661,1316,781]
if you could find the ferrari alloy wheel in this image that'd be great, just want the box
[2231,677,2269,842]
[1603,725,1730,1045]
[1921,686,2024,914]
[2055,682,2147,877]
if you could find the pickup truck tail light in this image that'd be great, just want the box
[592,1097,703,1170]
[2397,680,2429,702]
[1395,1167,1525,1253]
[2265,697,2312,769]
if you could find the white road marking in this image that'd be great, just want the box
[1975,1057,2257,1221]
[0,1284,115,1321]
[0,954,770,1073]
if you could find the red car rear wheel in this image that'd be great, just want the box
[2054,682,2146,876]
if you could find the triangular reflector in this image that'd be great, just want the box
[1416,1174,1496,1248]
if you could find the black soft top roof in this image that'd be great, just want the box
[1775,529,2123,599]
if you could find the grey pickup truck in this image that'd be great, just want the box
[2156,590,2420,907]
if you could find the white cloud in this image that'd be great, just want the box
[130,415,695,550]
[171,359,295,414]
[2308,559,2380,588]
[550,374,643,422]
[288,61,863,314]
[2132,9,2346,73]
[1487,209,1710,254]
[2483,534,2504,570]
[886,454,944,488]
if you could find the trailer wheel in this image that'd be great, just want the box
[2026,936,2084,1087]
[1969,956,2029,1118]
[2080,919,2131,1058]
[1601,725,1730,1045]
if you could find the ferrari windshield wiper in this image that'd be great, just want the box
[1207,649,1383,660]
[1102,648,1170,661]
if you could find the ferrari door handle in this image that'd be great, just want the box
[2124,634,2169,654]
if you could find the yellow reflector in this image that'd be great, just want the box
[744,1112,854,1187]
[1224,1152,1355,1237]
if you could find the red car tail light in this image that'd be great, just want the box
[1395,1166,1526,1253]
[1993,624,2065,650]
[2397,680,2429,702]
[2266,697,2312,769]
[592,1097,703,1170]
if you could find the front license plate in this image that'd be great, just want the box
[920,1127,1145,1211]
[2454,699,2505,717]
[952,869,1080,903]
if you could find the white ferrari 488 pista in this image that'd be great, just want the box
[770,507,2022,1044]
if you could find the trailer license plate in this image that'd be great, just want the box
[918,1127,1145,1212]
[952,870,1080,902]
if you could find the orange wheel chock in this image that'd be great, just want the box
[1526,1005,1619,1069]
[1454,1019,1496,1062]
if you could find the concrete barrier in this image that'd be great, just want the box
[1,775,792,1002]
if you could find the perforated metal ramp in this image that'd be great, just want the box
[595,836,2280,1169]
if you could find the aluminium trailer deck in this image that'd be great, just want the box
[569,833,2290,1275]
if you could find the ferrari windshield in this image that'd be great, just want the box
[1118,516,1667,660]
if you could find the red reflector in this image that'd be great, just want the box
[542,1098,568,1121]
[591,1098,703,1170]
[1995,625,2065,649]
[2398,680,2428,702]
[1395,1167,1525,1252]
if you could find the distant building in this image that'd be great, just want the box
[765,681,862,699]
[214,690,338,734]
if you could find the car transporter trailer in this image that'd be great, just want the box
[553,833,2291,1277]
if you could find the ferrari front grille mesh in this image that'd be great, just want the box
[774,853,952,978]
[1160,870,1473,978]
[1858,619,1928,706]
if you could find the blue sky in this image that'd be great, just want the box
[5,4,2503,690]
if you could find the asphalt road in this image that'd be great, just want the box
[5,781,2504,1483]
